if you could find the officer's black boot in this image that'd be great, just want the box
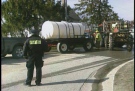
[25,67,34,86]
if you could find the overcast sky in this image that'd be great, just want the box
[2,0,134,21]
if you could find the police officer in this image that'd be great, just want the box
[23,29,48,86]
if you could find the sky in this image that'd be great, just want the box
[67,0,134,21]
[2,0,134,21]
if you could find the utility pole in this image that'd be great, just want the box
[64,0,67,21]
[98,0,102,25]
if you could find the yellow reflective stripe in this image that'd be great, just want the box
[96,33,99,38]
[29,40,41,44]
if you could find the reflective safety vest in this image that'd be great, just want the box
[95,33,102,41]
[29,40,41,44]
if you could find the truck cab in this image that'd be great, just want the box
[1,37,27,58]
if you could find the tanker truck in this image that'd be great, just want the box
[40,21,95,53]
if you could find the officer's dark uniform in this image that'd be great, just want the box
[23,30,48,86]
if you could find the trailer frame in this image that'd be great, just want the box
[46,34,95,53]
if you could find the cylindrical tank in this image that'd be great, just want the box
[41,21,86,39]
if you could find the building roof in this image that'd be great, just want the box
[68,9,81,22]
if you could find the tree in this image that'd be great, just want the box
[1,0,71,37]
[74,0,119,25]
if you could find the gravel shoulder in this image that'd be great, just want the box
[113,61,134,91]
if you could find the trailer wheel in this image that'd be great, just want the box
[83,41,93,51]
[46,47,51,52]
[57,42,68,53]
[68,45,75,51]
[12,46,23,58]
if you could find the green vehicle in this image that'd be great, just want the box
[1,37,27,58]
[108,31,133,51]
[99,20,133,51]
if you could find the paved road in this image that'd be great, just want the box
[1,47,134,91]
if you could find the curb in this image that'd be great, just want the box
[101,59,134,91]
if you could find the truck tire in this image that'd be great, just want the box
[109,35,114,50]
[12,46,23,58]
[127,43,133,52]
[104,36,109,48]
[83,41,93,52]
[57,42,68,53]
[127,35,133,52]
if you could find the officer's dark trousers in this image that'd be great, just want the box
[26,58,43,84]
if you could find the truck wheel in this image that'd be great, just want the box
[57,42,68,53]
[83,41,93,51]
[127,36,133,52]
[68,45,75,51]
[109,35,114,50]
[12,46,23,58]
[127,44,133,52]
[104,36,109,48]
[109,41,113,50]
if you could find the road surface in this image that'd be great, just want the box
[2,47,134,91]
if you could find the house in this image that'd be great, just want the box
[68,9,81,22]
[61,0,81,22]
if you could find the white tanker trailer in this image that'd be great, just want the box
[40,21,94,53]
